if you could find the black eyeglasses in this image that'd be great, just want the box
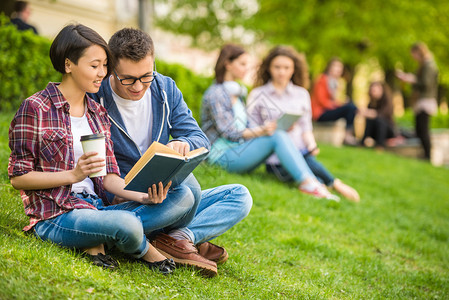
[114,63,157,85]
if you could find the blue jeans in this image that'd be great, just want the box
[179,184,252,244]
[34,174,201,258]
[108,174,201,235]
[214,130,315,183]
[304,154,335,186]
[34,197,149,258]
[317,102,357,129]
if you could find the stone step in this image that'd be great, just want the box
[312,119,346,147]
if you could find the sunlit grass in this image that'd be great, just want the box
[1,111,448,299]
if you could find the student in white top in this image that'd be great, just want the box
[247,46,360,202]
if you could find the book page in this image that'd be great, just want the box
[125,142,180,183]
[186,147,209,159]
[125,142,207,184]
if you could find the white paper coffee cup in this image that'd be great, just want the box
[80,133,107,178]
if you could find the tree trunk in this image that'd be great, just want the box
[343,64,354,101]
[138,0,154,32]
[385,68,410,109]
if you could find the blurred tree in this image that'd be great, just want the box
[139,0,155,32]
[154,0,449,100]
[0,0,15,16]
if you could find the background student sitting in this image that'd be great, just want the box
[247,46,359,202]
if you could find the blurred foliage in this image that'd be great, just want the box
[156,60,213,122]
[0,14,211,120]
[396,109,449,129]
[0,14,60,111]
[154,0,449,88]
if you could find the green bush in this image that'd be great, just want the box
[0,14,60,111]
[396,108,449,129]
[156,60,213,122]
[0,14,212,120]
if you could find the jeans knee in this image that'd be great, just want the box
[232,184,253,218]
[114,212,144,248]
[180,185,196,212]
[169,183,197,212]
[183,174,202,200]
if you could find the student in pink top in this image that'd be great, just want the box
[247,46,360,202]
[202,44,339,201]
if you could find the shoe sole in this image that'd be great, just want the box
[155,249,218,277]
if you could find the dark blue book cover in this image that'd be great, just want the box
[124,142,208,193]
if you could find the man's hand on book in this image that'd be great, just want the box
[142,181,172,204]
[167,141,190,156]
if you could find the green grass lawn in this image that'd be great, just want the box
[1,111,448,299]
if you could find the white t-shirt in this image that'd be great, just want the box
[70,113,95,195]
[111,85,153,154]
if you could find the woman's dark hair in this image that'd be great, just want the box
[324,57,343,74]
[50,24,112,76]
[108,28,155,62]
[255,46,310,89]
[214,44,246,84]
[368,81,393,114]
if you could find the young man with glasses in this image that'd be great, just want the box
[90,28,252,277]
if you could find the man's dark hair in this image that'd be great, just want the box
[14,1,28,13]
[50,24,112,76]
[108,28,154,62]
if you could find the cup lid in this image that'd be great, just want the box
[80,133,105,141]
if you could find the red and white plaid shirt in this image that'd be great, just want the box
[8,82,120,231]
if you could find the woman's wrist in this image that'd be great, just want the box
[243,127,262,139]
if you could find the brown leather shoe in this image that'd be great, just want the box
[196,242,229,264]
[151,233,217,277]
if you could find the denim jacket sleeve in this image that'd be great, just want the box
[165,77,210,150]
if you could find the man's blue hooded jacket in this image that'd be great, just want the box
[89,73,210,178]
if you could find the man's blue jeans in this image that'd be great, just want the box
[108,174,201,234]
[179,184,253,244]
[34,174,200,258]
[35,175,252,253]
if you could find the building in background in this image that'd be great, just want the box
[25,0,225,78]
[27,0,138,40]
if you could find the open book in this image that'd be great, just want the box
[276,112,302,131]
[124,141,209,193]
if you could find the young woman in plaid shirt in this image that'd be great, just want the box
[8,24,175,274]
